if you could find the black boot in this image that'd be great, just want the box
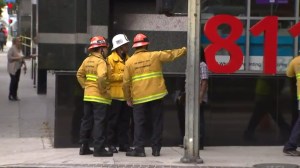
[152,147,161,157]
[79,144,93,155]
[93,148,113,157]
[8,95,13,101]
[13,96,20,101]
[108,145,118,153]
[126,147,146,157]
[119,145,130,152]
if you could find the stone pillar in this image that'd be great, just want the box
[89,0,110,38]
[36,0,110,147]
[18,0,32,36]
[37,0,110,72]
[31,0,37,87]
[37,0,111,94]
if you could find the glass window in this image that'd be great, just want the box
[251,0,295,17]
[249,20,294,73]
[207,76,293,145]
[201,0,247,17]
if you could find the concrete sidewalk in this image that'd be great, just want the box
[0,42,299,168]
[0,140,299,167]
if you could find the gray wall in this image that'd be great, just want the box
[18,0,32,36]
[38,0,110,70]
[111,0,188,74]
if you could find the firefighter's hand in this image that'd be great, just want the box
[127,100,133,107]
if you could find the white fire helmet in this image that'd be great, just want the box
[111,34,130,51]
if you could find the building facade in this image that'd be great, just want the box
[33,0,299,147]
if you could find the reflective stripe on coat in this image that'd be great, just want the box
[77,52,112,104]
[123,47,187,104]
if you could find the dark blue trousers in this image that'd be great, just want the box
[284,108,300,151]
[106,99,132,147]
[9,69,21,98]
[79,101,108,150]
[132,99,163,149]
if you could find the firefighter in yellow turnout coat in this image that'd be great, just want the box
[106,34,132,153]
[123,33,187,157]
[77,36,113,157]
[283,56,300,156]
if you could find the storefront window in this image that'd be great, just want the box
[249,20,294,73]
[251,0,295,17]
[201,0,247,16]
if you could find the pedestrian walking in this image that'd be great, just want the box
[76,36,113,157]
[175,78,185,147]
[283,56,300,156]
[106,34,133,153]
[0,28,7,51]
[2,26,8,46]
[123,33,187,157]
[7,37,27,101]
[175,47,208,150]
[198,47,209,150]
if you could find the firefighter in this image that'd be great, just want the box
[283,56,300,156]
[76,36,113,157]
[123,33,187,157]
[106,34,132,153]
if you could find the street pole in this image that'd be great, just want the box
[180,0,203,164]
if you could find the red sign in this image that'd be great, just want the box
[7,2,13,9]
[204,14,297,75]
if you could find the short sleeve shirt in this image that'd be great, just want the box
[200,61,208,102]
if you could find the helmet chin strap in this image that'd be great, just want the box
[100,48,105,57]
[117,48,126,60]
[121,51,126,61]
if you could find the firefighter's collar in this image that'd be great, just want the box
[90,52,104,59]
[134,48,147,54]
[110,51,129,62]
